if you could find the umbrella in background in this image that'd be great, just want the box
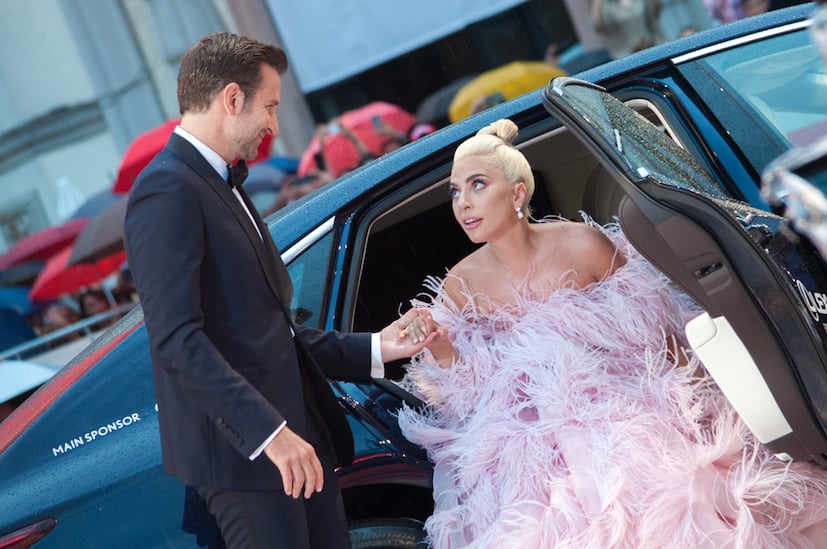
[112,118,180,194]
[298,102,416,178]
[68,195,128,266]
[415,74,477,128]
[0,218,88,270]
[112,119,275,194]
[0,261,44,287]
[29,245,126,301]
[448,61,567,123]
[69,188,121,220]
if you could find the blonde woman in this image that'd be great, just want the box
[398,119,827,548]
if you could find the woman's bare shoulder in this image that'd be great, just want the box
[443,247,488,306]
[533,218,597,246]
[568,223,626,278]
[536,220,626,281]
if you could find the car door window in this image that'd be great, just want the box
[699,29,827,149]
[285,230,334,327]
[548,79,728,200]
[678,25,827,176]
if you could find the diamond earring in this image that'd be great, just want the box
[516,207,524,220]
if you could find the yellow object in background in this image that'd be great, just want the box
[448,61,567,123]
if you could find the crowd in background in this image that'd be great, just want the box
[590,0,809,60]
[1,269,138,354]
[254,0,813,215]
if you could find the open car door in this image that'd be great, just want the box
[542,77,827,466]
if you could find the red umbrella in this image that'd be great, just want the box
[0,218,88,270]
[298,102,416,178]
[112,118,180,194]
[29,245,126,301]
[112,119,275,194]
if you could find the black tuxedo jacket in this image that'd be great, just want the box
[124,133,372,490]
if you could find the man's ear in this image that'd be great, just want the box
[221,82,244,116]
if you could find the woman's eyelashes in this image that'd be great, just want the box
[449,179,487,199]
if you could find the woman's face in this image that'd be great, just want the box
[449,155,518,244]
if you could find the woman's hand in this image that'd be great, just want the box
[380,308,439,362]
[398,309,456,369]
[398,308,436,343]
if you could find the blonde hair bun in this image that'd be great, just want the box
[477,119,518,146]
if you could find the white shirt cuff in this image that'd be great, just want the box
[249,420,287,460]
[370,332,385,378]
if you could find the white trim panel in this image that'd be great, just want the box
[685,312,792,443]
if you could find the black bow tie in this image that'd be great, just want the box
[227,160,248,188]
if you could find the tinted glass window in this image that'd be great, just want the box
[553,81,728,198]
[286,231,333,327]
[700,29,827,148]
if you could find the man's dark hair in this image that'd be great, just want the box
[177,32,288,114]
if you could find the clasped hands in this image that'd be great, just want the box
[397,308,443,344]
[395,308,455,369]
[378,307,446,362]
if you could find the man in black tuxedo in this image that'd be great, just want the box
[124,32,434,549]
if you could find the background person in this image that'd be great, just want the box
[591,0,663,59]
[124,32,434,549]
[78,288,118,329]
[704,0,744,23]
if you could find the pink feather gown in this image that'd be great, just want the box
[397,224,827,548]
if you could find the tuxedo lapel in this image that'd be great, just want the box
[167,135,290,305]
[235,185,294,304]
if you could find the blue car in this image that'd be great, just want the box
[3,5,827,547]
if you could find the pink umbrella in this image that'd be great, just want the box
[0,218,88,270]
[298,102,416,178]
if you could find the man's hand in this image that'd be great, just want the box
[380,308,442,362]
[264,426,324,499]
